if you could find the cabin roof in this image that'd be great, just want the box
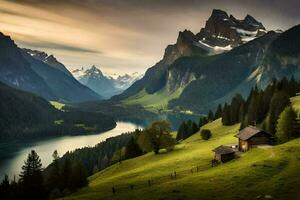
[235,126,272,140]
[212,145,235,155]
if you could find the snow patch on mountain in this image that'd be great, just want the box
[71,66,143,98]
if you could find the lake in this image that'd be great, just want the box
[0,121,142,180]
[0,113,200,180]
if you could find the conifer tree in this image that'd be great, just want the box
[19,150,45,200]
[276,106,299,143]
[214,104,223,119]
[69,161,88,190]
[124,137,143,159]
[47,150,61,192]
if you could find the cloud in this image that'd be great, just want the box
[1,0,299,74]
[18,40,101,54]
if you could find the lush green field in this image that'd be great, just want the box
[50,101,65,111]
[122,86,184,112]
[60,116,300,200]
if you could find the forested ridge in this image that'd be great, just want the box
[0,81,116,141]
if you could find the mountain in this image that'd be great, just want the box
[0,81,115,141]
[196,9,266,52]
[250,24,300,86]
[0,32,102,102]
[111,72,144,91]
[23,49,73,77]
[0,33,56,100]
[114,10,300,114]
[72,66,142,99]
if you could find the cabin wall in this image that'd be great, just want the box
[215,153,235,163]
[249,133,271,145]
[239,139,249,152]
[220,153,235,162]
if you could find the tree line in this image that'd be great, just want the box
[204,77,300,143]
[0,81,116,141]
[0,150,88,200]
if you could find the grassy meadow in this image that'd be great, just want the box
[60,96,300,200]
[61,117,300,200]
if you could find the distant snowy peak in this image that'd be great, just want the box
[195,9,268,54]
[23,49,72,76]
[113,72,144,90]
[71,66,143,98]
[71,67,85,79]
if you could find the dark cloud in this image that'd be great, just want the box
[17,40,101,54]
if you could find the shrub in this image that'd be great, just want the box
[200,129,212,140]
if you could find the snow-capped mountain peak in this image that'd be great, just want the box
[71,66,143,99]
[23,48,72,77]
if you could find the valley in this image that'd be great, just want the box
[0,3,299,200]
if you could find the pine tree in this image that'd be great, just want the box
[0,175,10,200]
[176,122,186,141]
[207,110,214,121]
[214,104,223,119]
[61,158,72,190]
[46,150,61,192]
[124,137,143,159]
[69,161,88,191]
[198,117,208,128]
[268,91,291,134]
[276,106,298,143]
[221,103,231,125]
[19,150,45,200]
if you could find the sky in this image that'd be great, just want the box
[0,0,299,75]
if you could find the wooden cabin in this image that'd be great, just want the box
[212,145,236,163]
[235,126,272,152]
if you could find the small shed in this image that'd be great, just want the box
[212,145,236,163]
[235,126,272,152]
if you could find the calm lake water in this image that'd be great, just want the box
[0,113,200,180]
[0,121,142,180]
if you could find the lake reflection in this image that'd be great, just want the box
[0,122,142,180]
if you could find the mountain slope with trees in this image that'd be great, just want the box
[0,81,116,141]
[59,118,300,200]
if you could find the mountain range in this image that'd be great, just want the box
[72,66,142,99]
[113,9,300,114]
[0,33,101,103]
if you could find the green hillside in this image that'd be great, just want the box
[122,86,184,112]
[61,115,300,200]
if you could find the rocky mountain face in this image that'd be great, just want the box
[196,9,266,51]
[169,31,280,113]
[72,66,142,99]
[114,9,267,101]
[114,9,300,114]
[24,49,72,77]
[250,24,300,86]
[0,32,101,102]
[0,33,56,99]
[113,29,208,100]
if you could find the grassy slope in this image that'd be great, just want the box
[290,95,300,111]
[61,115,300,200]
[50,101,65,111]
[122,86,184,112]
